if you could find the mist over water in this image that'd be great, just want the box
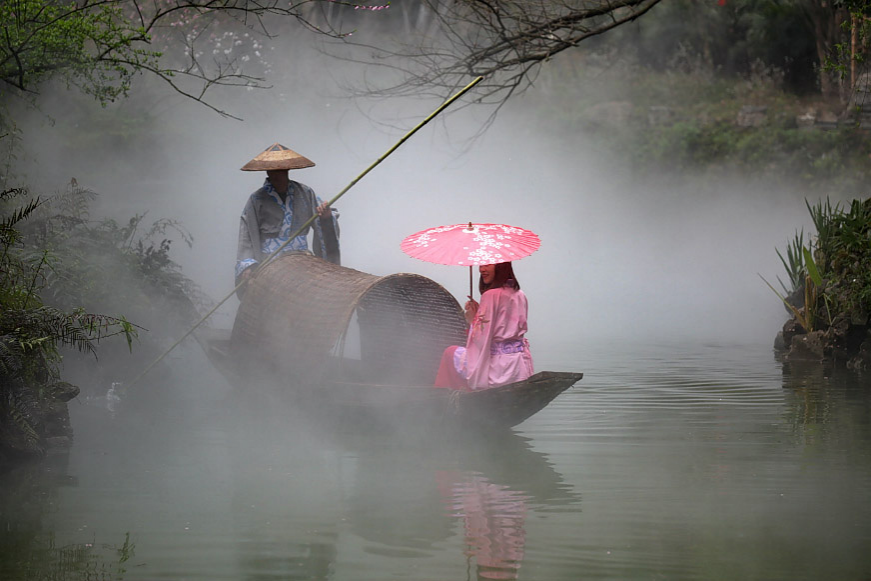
[7,20,852,410]
[5,20,871,581]
[14,31,829,356]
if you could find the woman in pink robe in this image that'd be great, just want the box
[434,262,534,390]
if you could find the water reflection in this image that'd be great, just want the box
[223,384,580,579]
[222,393,342,581]
[328,423,579,579]
[0,453,134,580]
[437,470,528,580]
[10,339,871,580]
[780,358,871,451]
[0,378,584,580]
[235,539,336,581]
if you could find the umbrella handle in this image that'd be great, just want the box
[469,265,473,300]
[467,222,474,299]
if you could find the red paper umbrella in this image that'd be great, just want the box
[401,223,541,295]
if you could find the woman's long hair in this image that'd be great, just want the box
[480,261,521,294]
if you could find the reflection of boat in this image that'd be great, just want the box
[216,391,581,577]
[202,253,582,429]
[336,426,581,555]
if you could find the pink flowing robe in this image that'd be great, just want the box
[464,286,534,389]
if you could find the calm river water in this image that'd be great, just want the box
[2,338,871,580]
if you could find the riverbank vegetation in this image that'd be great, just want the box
[524,0,871,197]
[769,198,871,370]
[529,58,870,198]
[0,184,204,462]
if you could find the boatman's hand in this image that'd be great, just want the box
[464,297,479,325]
[316,202,332,220]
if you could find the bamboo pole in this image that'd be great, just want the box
[126,76,484,389]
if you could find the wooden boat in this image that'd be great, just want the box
[201,253,582,429]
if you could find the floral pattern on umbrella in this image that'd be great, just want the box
[400,223,541,266]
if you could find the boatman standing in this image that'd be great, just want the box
[235,143,341,293]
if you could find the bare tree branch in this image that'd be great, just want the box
[0,0,356,117]
[329,0,663,107]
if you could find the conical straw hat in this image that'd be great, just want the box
[240,143,316,171]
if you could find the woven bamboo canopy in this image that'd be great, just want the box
[230,253,467,387]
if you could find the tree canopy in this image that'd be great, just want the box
[0,0,686,121]
[0,0,351,118]
[328,0,871,113]
[330,0,662,106]
[3,0,871,122]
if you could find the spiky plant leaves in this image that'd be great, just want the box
[0,186,27,203]
[1,196,41,231]
[773,196,871,339]
[803,246,823,288]
[759,273,812,332]
[775,229,807,294]
[117,315,137,354]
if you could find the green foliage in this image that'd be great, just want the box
[824,2,871,80]
[1,189,140,366]
[0,529,135,580]
[803,246,822,288]
[771,195,871,333]
[532,3,870,197]
[825,197,871,315]
[0,182,206,459]
[760,273,813,332]
[621,117,871,190]
[806,197,842,273]
[0,0,160,105]
[775,229,805,295]
[596,0,820,93]
[761,245,829,333]
[19,183,209,394]
[15,183,203,326]
[0,0,356,126]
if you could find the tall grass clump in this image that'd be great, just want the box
[768,196,871,369]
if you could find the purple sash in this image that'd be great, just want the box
[490,339,526,356]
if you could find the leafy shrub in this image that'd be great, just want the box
[1,182,206,459]
[772,196,871,335]
[1,187,138,458]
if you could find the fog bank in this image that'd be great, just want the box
[11,32,831,357]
